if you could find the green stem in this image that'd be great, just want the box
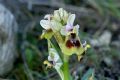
[54,32,63,48]
[63,55,71,80]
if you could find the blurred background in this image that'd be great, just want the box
[0,0,120,80]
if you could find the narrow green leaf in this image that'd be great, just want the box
[81,68,95,80]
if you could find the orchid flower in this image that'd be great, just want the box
[40,13,63,39]
[40,14,53,39]
[44,48,62,70]
[43,48,64,80]
[40,8,69,33]
[61,25,90,60]
[40,14,62,39]
[53,8,69,23]
[40,8,71,39]
[60,14,76,36]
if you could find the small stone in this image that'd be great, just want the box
[104,57,113,67]
[99,31,112,46]
[90,31,112,47]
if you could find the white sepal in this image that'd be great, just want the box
[44,14,51,20]
[59,8,64,18]
[50,20,62,32]
[54,10,61,21]
[67,14,75,26]
[40,20,50,30]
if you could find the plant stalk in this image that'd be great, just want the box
[63,55,71,80]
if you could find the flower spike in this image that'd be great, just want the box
[40,8,91,80]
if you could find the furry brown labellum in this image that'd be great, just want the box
[66,33,81,48]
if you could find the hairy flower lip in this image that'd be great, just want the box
[66,40,74,48]
[65,32,81,48]
[66,39,81,48]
